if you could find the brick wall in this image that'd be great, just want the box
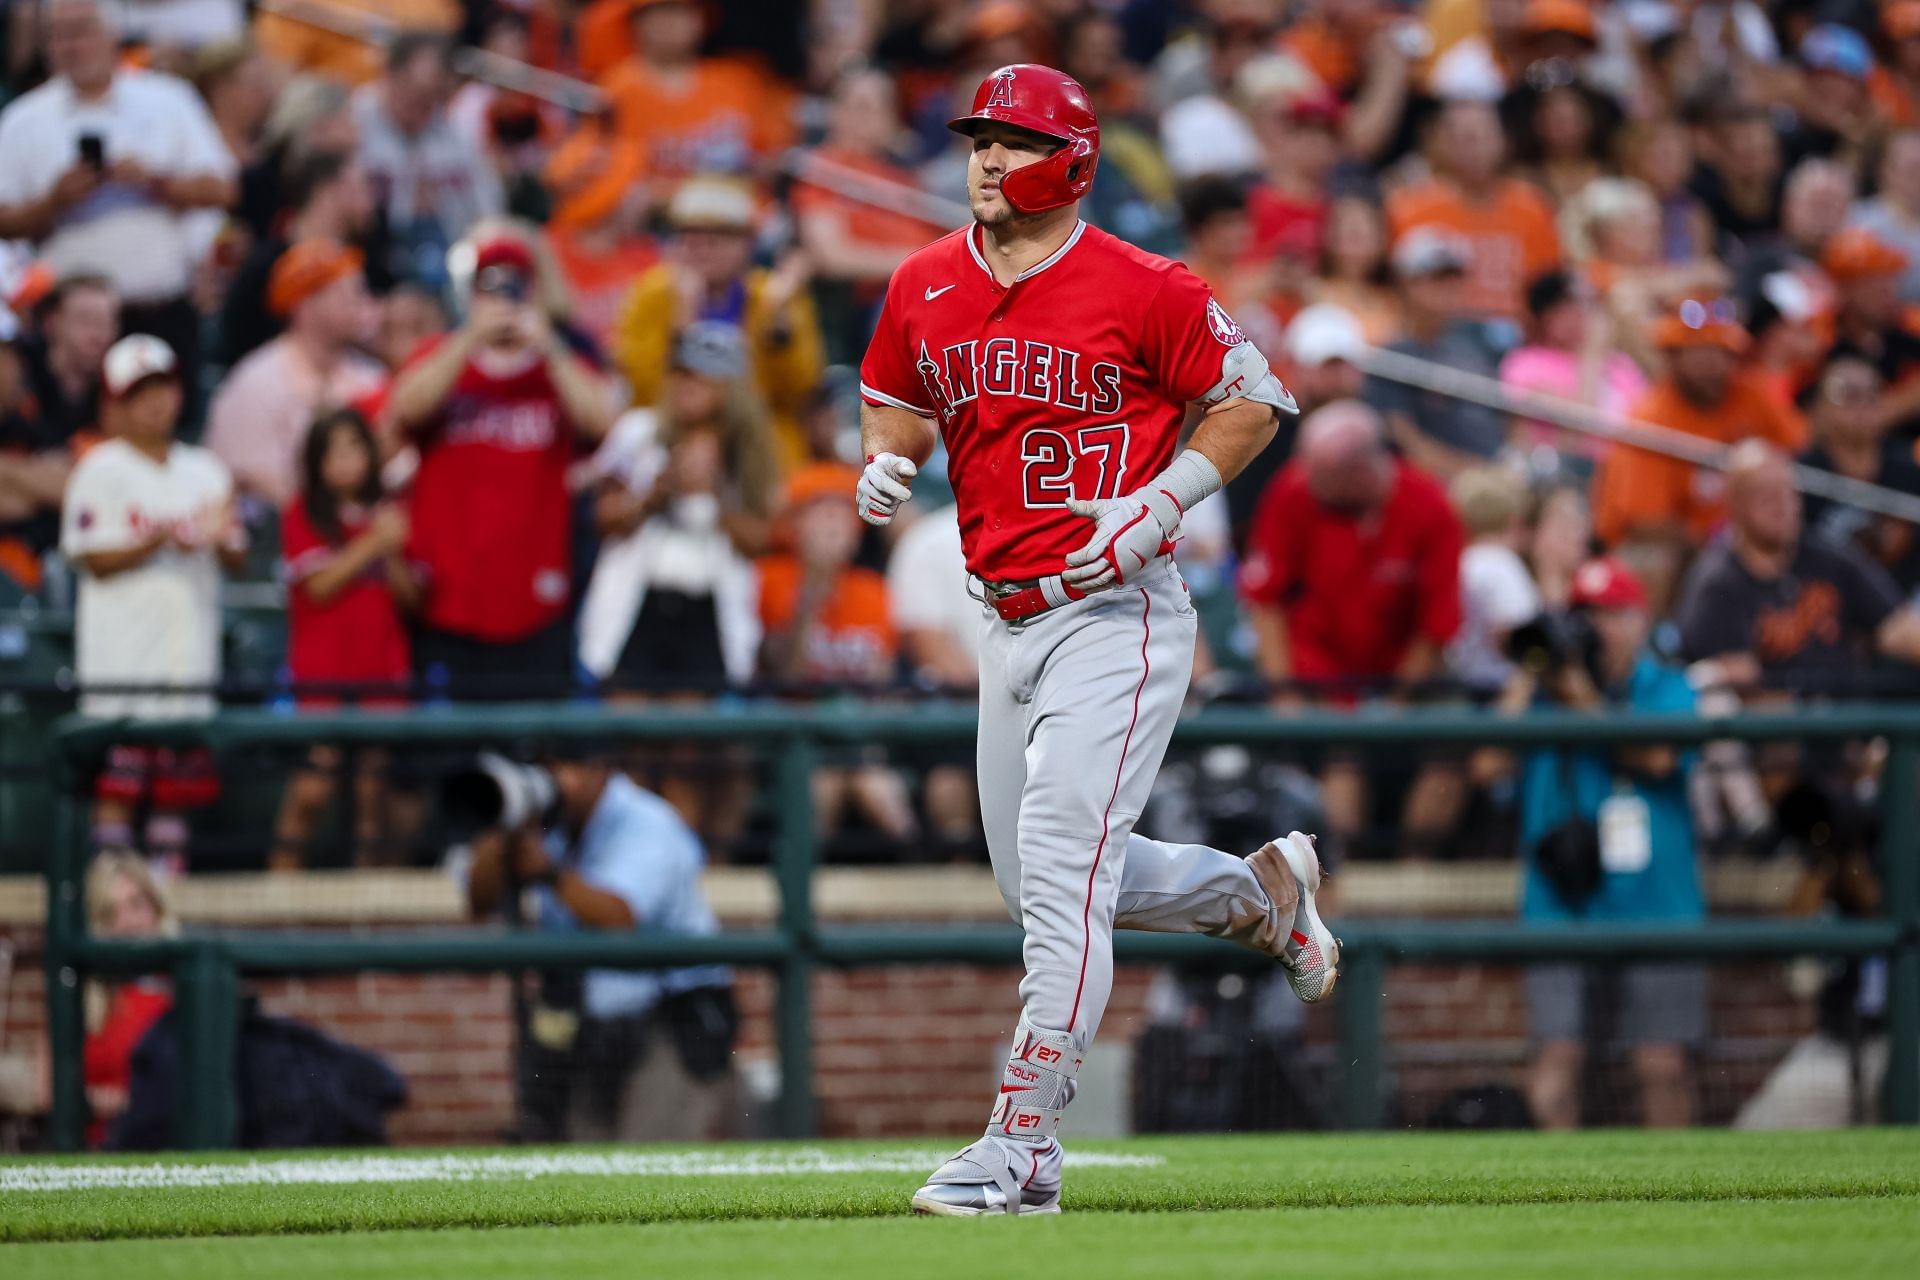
[1,918,1817,1143]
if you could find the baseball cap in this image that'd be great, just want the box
[669,175,756,233]
[101,334,178,398]
[1283,304,1367,368]
[1652,297,1749,353]
[1286,87,1345,129]
[1800,24,1873,81]
[473,235,537,277]
[673,320,748,379]
[1569,556,1647,611]
[1392,225,1472,279]
[268,239,364,317]
[1821,227,1909,283]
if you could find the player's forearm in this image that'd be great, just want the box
[860,401,938,467]
[1186,398,1277,485]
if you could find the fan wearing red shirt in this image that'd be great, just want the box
[1239,399,1467,857]
[271,408,419,869]
[856,64,1335,1217]
[388,234,615,698]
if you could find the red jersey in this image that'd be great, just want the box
[404,340,580,641]
[1238,460,1464,683]
[860,221,1256,582]
[281,495,412,702]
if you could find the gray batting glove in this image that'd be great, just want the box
[1061,489,1180,592]
[858,452,917,526]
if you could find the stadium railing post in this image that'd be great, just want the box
[44,787,88,1152]
[172,940,241,1148]
[773,729,819,1138]
[1883,732,1920,1125]
[1337,944,1387,1129]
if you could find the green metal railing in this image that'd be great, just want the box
[42,703,1920,1150]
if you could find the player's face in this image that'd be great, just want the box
[966,123,1058,227]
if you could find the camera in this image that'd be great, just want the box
[440,753,557,832]
[473,264,529,303]
[1506,610,1603,685]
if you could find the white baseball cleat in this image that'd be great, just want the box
[910,1135,1063,1216]
[1247,831,1341,1002]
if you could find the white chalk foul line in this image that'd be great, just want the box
[1,1148,1166,1193]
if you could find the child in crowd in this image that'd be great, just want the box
[269,409,418,869]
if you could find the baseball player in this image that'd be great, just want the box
[858,64,1340,1217]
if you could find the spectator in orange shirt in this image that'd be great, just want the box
[598,0,793,199]
[1593,302,1808,611]
[758,463,916,850]
[791,68,947,363]
[1386,98,1562,326]
[542,123,657,349]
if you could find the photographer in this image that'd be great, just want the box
[1507,557,1706,1131]
[458,752,736,1143]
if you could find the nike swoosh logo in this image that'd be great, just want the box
[998,1082,1030,1094]
[925,284,957,300]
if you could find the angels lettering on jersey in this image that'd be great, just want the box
[914,338,1123,425]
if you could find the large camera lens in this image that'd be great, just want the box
[439,753,557,833]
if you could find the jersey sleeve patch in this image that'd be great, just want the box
[1206,298,1247,347]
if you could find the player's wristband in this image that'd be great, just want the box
[1139,449,1221,531]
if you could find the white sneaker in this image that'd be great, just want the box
[1248,831,1341,1002]
[910,1135,1063,1216]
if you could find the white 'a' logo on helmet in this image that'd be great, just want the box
[986,70,1016,109]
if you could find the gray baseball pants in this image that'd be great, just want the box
[975,557,1284,1059]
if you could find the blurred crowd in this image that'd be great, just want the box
[2,0,1920,885]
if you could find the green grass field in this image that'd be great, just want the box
[4,1131,1918,1278]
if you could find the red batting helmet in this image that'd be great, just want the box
[949,63,1100,215]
